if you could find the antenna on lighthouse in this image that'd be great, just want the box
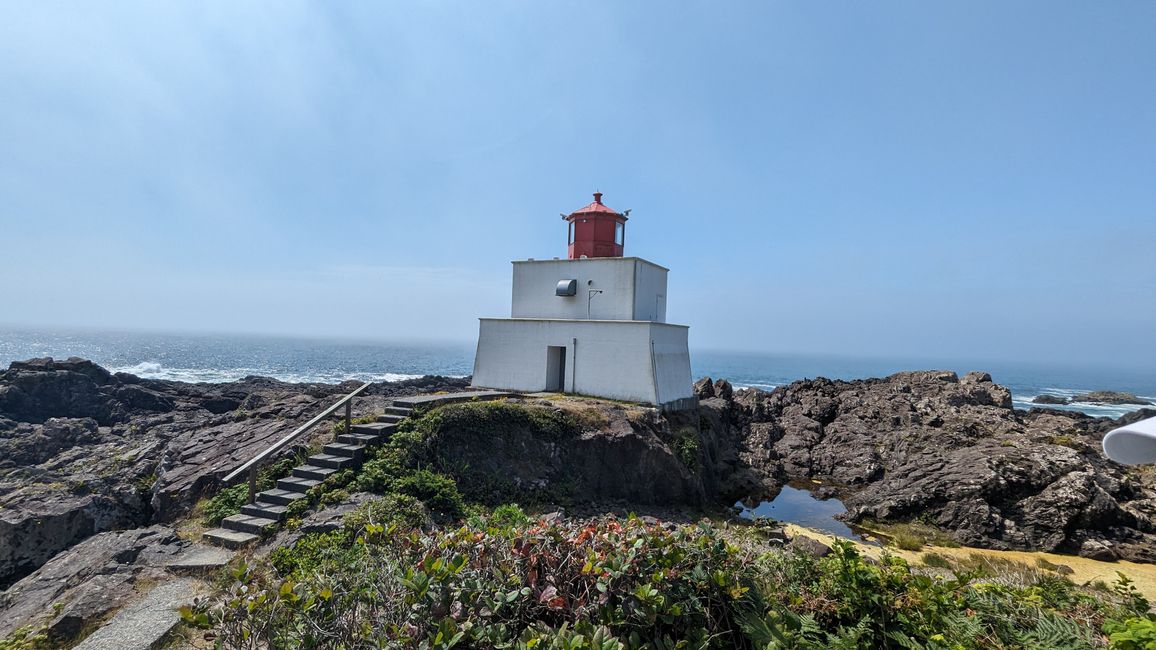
[587,289,603,318]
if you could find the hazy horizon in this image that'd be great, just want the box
[2,321,1153,376]
[2,2,1154,370]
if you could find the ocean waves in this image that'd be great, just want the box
[3,329,1153,420]
[108,361,460,385]
[1011,387,1153,419]
[732,382,779,391]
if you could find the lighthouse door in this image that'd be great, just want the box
[546,346,567,392]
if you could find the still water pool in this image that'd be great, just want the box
[736,485,873,543]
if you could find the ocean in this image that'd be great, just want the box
[1,327,1152,419]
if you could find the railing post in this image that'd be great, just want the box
[345,400,352,436]
[248,467,257,504]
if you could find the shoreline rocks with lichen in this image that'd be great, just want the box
[696,371,1156,563]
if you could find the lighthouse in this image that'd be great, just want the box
[565,191,626,259]
[472,193,694,408]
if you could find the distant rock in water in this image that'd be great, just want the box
[1031,394,1070,405]
[1070,391,1153,406]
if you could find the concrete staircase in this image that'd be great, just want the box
[201,390,512,549]
[202,404,412,548]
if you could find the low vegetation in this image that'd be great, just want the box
[183,508,1153,649]
[867,520,962,550]
[673,425,700,473]
[331,413,383,437]
[0,625,50,650]
[174,401,1155,648]
[202,457,298,525]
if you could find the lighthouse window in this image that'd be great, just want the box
[568,222,574,244]
[615,222,624,246]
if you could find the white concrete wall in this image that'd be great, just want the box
[633,261,668,322]
[510,258,668,322]
[650,324,693,404]
[472,318,692,406]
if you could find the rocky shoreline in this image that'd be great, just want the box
[2,357,1154,638]
[694,371,1155,562]
[0,357,470,591]
[1032,390,1153,406]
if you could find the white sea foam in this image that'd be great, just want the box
[1012,394,1145,419]
[733,382,779,391]
[109,362,463,385]
[114,361,165,376]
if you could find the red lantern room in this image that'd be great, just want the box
[564,192,627,259]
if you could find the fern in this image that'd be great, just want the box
[1017,611,1093,650]
[827,617,874,649]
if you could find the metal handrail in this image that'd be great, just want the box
[223,382,370,503]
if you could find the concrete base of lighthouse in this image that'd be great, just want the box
[472,318,694,408]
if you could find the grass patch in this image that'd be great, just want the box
[202,456,297,526]
[922,552,953,569]
[890,531,925,551]
[1048,434,1082,449]
[866,519,962,549]
[331,412,383,436]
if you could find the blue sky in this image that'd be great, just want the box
[1,2,1153,368]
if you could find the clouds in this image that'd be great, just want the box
[0,2,1153,368]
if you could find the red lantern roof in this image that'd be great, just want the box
[569,192,626,218]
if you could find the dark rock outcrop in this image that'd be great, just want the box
[708,371,1156,562]
[0,357,123,425]
[0,525,186,640]
[0,357,471,588]
[1032,394,1070,405]
[693,377,715,400]
[1071,391,1153,406]
[430,398,706,507]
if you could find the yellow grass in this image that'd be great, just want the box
[783,523,1156,601]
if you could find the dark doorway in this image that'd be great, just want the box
[546,346,567,392]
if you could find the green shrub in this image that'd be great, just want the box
[202,456,298,525]
[202,483,250,526]
[673,426,700,473]
[392,469,464,516]
[342,493,430,532]
[491,503,531,527]
[1104,615,1156,649]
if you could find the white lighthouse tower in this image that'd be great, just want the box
[472,193,694,409]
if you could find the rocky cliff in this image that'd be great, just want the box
[0,357,469,589]
[697,371,1156,562]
